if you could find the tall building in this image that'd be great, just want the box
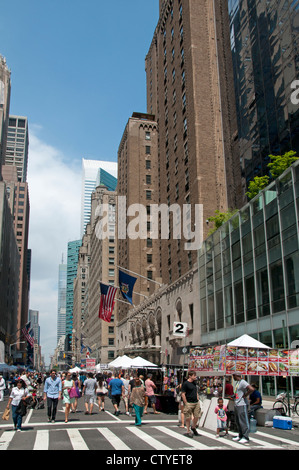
[0,182,20,361]
[117,113,161,322]
[228,0,299,201]
[146,0,240,285]
[66,239,82,349]
[0,55,11,180]
[81,159,117,236]
[2,164,30,342]
[57,261,67,343]
[4,116,29,182]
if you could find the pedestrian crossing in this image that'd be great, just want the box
[1,424,299,451]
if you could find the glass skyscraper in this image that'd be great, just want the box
[66,240,82,347]
[81,158,117,236]
[228,0,299,195]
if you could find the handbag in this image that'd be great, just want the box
[68,387,77,398]
[2,408,10,421]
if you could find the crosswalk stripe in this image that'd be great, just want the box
[97,427,131,450]
[33,430,49,450]
[66,429,89,450]
[153,426,212,449]
[127,426,170,450]
[255,430,299,447]
[0,431,15,450]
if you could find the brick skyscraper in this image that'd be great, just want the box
[146,0,240,284]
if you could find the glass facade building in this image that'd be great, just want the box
[228,0,299,189]
[198,160,299,395]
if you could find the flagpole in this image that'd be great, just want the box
[97,280,148,299]
[116,265,163,286]
[115,297,135,307]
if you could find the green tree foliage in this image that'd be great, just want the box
[207,209,238,235]
[268,150,298,179]
[246,151,298,200]
[245,175,270,200]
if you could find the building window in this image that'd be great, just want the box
[145,131,151,140]
[146,190,152,200]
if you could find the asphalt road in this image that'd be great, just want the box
[1,395,299,455]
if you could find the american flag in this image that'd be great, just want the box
[98,283,117,323]
[22,322,34,348]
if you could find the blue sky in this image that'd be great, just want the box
[1,0,158,163]
[0,0,159,366]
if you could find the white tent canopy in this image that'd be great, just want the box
[108,355,132,368]
[129,356,158,368]
[68,366,82,373]
[108,355,158,369]
[227,334,270,349]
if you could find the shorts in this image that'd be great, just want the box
[183,401,201,420]
[122,395,129,406]
[111,394,121,406]
[84,394,96,404]
[147,395,156,405]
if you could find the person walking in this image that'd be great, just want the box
[96,374,108,412]
[232,373,254,444]
[130,378,145,426]
[0,375,6,401]
[71,373,80,413]
[181,370,201,438]
[108,375,124,416]
[6,379,31,431]
[144,374,160,414]
[121,374,130,415]
[62,372,76,423]
[43,369,62,423]
[82,372,97,415]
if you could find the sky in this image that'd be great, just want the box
[0,0,159,366]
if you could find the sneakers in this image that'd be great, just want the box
[191,427,199,436]
[239,438,250,444]
[232,436,250,444]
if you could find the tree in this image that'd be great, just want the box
[268,150,298,179]
[207,209,238,235]
[246,175,269,200]
[246,151,298,200]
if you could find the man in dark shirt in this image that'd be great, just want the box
[181,370,201,437]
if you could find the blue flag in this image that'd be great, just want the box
[119,269,137,305]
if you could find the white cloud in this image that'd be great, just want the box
[27,128,81,366]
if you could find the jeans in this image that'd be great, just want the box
[47,397,58,420]
[12,405,23,430]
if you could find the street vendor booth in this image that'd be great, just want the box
[188,334,299,430]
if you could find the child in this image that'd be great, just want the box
[214,397,228,437]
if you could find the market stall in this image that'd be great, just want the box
[187,334,299,430]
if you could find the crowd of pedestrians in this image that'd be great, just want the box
[1,368,161,430]
[2,367,262,442]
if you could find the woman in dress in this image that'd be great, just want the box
[71,373,80,413]
[62,372,75,423]
[6,379,31,431]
